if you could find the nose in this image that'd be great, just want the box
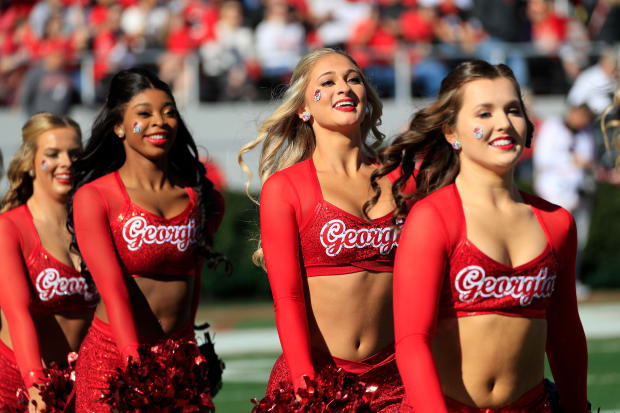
[496,111,512,132]
[337,78,352,95]
[152,111,164,126]
[59,152,72,167]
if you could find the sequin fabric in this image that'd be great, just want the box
[300,203,398,276]
[266,347,404,412]
[109,171,199,277]
[75,318,196,412]
[0,341,23,411]
[439,239,559,319]
[12,205,98,315]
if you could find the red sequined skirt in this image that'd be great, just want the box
[266,345,404,412]
[400,382,550,412]
[74,316,195,413]
[0,340,23,411]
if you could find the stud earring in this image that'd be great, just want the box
[301,112,311,122]
[313,89,321,102]
[117,131,125,138]
[28,170,35,177]
[365,106,370,115]
[452,141,461,150]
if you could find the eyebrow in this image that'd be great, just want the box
[132,102,174,109]
[317,69,360,79]
[474,99,521,109]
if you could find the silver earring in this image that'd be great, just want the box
[452,141,461,150]
[28,170,35,177]
[365,106,370,115]
[301,112,311,122]
[118,131,125,138]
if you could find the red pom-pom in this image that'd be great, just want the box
[15,352,79,413]
[251,365,378,412]
[102,338,215,412]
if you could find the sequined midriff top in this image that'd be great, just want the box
[99,171,199,278]
[4,205,98,314]
[438,184,559,319]
[289,159,399,277]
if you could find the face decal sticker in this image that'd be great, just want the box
[132,122,142,133]
[314,89,321,102]
[41,160,48,171]
[473,126,484,140]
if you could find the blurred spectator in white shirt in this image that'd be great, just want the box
[255,0,305,79]
[568,47,618,116]
[307,0,371,48]
[534,104,596,296]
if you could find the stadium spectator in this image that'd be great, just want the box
[472,0,531,87]
[306,0,371,48]
[255,0,306,95]
[19,46,75,116]
[568,47,619,116]
[199,0,258,101]
[533,103,596,298]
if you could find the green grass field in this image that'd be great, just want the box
[212,338,620,413]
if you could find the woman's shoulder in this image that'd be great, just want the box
[0,205,27,243]
[263,159,312,192]
[520,190,574,234]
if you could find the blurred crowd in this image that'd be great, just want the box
[0,0,619,111]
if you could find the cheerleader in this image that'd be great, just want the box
[239,48,413,411]
[0,113,97,412]
[371,60,588,412]
[68,69,224,412]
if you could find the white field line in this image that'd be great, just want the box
[205,302,620,356]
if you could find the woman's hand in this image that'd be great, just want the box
[27,385,46,413]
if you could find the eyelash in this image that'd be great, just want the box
[320,77,362,87]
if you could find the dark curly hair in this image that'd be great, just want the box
[67,68,228,284]
[364,60,534,226]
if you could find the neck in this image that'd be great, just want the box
[455,160,519,207]
[312,126,366,174]
[119,152,170,190]
[27,189,68,226]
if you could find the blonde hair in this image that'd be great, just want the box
[601,84,620,170]
[1,113,82,213]
[238,48,385,267]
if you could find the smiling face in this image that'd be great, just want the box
[32,127,81,201]
[115,88,178,161]
[445,77,528,175]
[299,53,367,135]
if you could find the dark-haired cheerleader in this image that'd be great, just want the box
[69,69,224,412]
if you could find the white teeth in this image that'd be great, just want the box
[56,174,71,179]
[334,101,354,108]
[491,139,512,146]
[147,134,166,140]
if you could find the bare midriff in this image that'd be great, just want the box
[95,275,194,339]
[433,314,547,408]
[0,311,92,367]
[307,270,394,361]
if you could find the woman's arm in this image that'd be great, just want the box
[260,174,314,391]
[394,202,449,413]
[73,185,139,361]
[0,217,46,388]
[545,211,588,413]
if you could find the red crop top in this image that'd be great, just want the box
[0,204,97,387]
[259,158,415,390]
[393,184,588,412]
[73,171,224,363]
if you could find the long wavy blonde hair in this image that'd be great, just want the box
[238,48,385,267]
[1,112,81,213]
[601,83,620,170]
